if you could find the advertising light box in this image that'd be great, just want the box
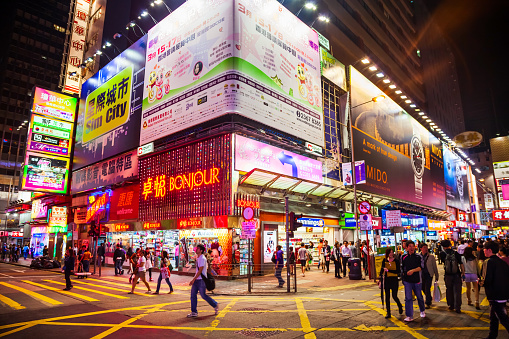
[443,147,470,211]
[350,67,446,210]
[32,87,78,122]
[140,0,323,147]
[74,36,146,170]
[27,114,73,156]
[22,152,70,194]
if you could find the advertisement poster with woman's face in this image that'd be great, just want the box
[263,230,276,263]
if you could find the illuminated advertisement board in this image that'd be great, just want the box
[32,87,78,122]
[74,36,146,170]
[234,135,322,183]
[86,191,111,223]
[350,67,446,210]
[139,135,231,221]
[443,147,470,211]
[140,0,323,146]
[48,206,68,233]
[110,185,139,221]
[31,199,48,219]
[320,47,346,91]
[27,114,73,156]
[22,152,70,194]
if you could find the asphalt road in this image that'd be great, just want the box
[0,262,505,339]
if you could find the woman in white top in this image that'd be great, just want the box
[129,250,152,294]
[145,249,154,281]
[462,246,480,309]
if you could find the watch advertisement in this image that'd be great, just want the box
[140,0,323,147]
[21,152,70,194]
[443,146,469,211]
[74,36,146,170]
[350,67,446,209]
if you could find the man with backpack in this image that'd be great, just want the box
[480,241,509,339]
[273,245,285,288]
[440,239,464,313]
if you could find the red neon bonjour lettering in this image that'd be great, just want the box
[237,200,260,209]
[144,168,221,198]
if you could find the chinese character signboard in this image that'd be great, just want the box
[109,185,139,221]
[32,87,78,122]
[48,206,68,233]
[63,0,90,94]
[28,115,73,156]
[492,210,509,221]
[86,191,110,223]
[234,135,323,183]
[71,149,138,194]
[140,0,323,147]
[139,135,231,221]
[386,210,402,228]
[74,36,146,170]
[22,153,70,194]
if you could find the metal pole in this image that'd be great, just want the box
[248,237,252,293]
[92,237,96,275]
[285,196,290,293]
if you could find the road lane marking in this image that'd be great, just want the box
[0,324,37,337]
[295,298,316,339]
[308,281,374,291]
[22,280,99,302]
[205,298,238,336]
[86,277,184,295]
[481,297,489,306]
[57,279,155,297]
[0,282,62,306]
[44,280,129,299]
[0,293,25,310]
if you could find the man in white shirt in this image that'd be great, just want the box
[457,240,468,255]
[188,244,219,318]
[341,241,352,277]
[298,243,308,277]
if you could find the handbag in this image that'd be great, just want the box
[161,266,169,279]
[433,281,442,303]
[201,273,216,291]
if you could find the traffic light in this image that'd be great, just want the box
[88,221,99,238]
[289,212,303,232]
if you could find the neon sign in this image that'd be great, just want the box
[86,192,109,222]
[142,167,220,200]
[236,199,260,209]
[143,221,160,230]
[178,219,202,228]
[114,223,131,232]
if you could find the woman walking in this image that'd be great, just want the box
[379,248,404,318]
[154,251,174,294]
[145,248,154,281]
[462,247,480,309]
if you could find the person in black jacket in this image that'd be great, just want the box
[480,241,509,339]
[62,248,75,290]
[379,247,403,318]
[114,244,125,276]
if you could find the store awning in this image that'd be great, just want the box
[239,168,346,198]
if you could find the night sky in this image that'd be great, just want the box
[425,0,509,143]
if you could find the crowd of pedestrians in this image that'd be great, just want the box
[1,243,37,262]
[378,237,509,339]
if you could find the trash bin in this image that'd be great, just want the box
[348,258,362,280]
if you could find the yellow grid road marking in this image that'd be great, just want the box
[309,281,374,291]
[44,280,129,299]
[205,298,238,336]
[56,279,155,297]
[481,297,490,306]
[0,282,62,306]
[0,293,25,310]
[87,277,184,294]
[22,280,99,302]
[295,298,316,339]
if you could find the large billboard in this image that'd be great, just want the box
[32,87,78,122]
[22,152,70,194]
[443,146,470,211]
[140,0,323,146]
[74,36,146,170]
[350,67,446,210]
[27,115,73,157]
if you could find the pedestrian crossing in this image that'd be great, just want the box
[0,275,182,311]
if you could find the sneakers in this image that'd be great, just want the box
[403,317,413,322]
[214,305,219,315]
[420,311,426,318]
[187,312,198,318]
[145,290,152,294]
[153,292,159,295]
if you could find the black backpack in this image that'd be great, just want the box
[271,252,277,264]
[444,251,459,275]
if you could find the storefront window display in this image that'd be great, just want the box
[276,225,333,265]
[30,227,49,257]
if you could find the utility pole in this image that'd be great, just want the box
[285,196,290,293]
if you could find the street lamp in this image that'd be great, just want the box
[126,21,146,36]
[295,2,317,17]
[152,0,172,14]
[141,10,158,24]
[310,15,329,28]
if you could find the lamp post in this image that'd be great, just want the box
[295,2,317,17]
[140,10,158,25]
[348,93,385,277]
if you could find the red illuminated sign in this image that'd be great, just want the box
[110,185,139,221]
[10,231,23,237]
[143,221,161,230]
[178,219,202,228]
[86,193,108,222]
[142,168,220,200]
[493,209,509,221]
[237,199,260,209]
[114,223,131,232]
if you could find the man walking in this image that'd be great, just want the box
[274,245,285,288]
[481,241,509,339]
[341,241,351,277]
[187,244,218,318]
[298,243,308,277]
[420,243,439,309]
[322,240,331,273]
[114,244,125,276]
[401,240,426,322]
[440,239,464,313]
[332,241,343,279]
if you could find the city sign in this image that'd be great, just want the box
[235,135,323,183]
[386,210,402,228]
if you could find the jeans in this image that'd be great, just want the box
[156,273,173,293]
[65,270,72,289]
[341,257,349,277]
[115,259,123,275]
[488,301,509,339]
[444,274,462,311]
[421,273,433,306]
[23,252,28,260]
[334,260,342,277]
[275,267,284,286]
[82,260,90,272]
[384,276,403,315]
[323,259,330,272]
[403,281,425,317]
[190,279,217,313]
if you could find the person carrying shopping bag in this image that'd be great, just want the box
[379,248,403,318]
[154,251,174,294]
